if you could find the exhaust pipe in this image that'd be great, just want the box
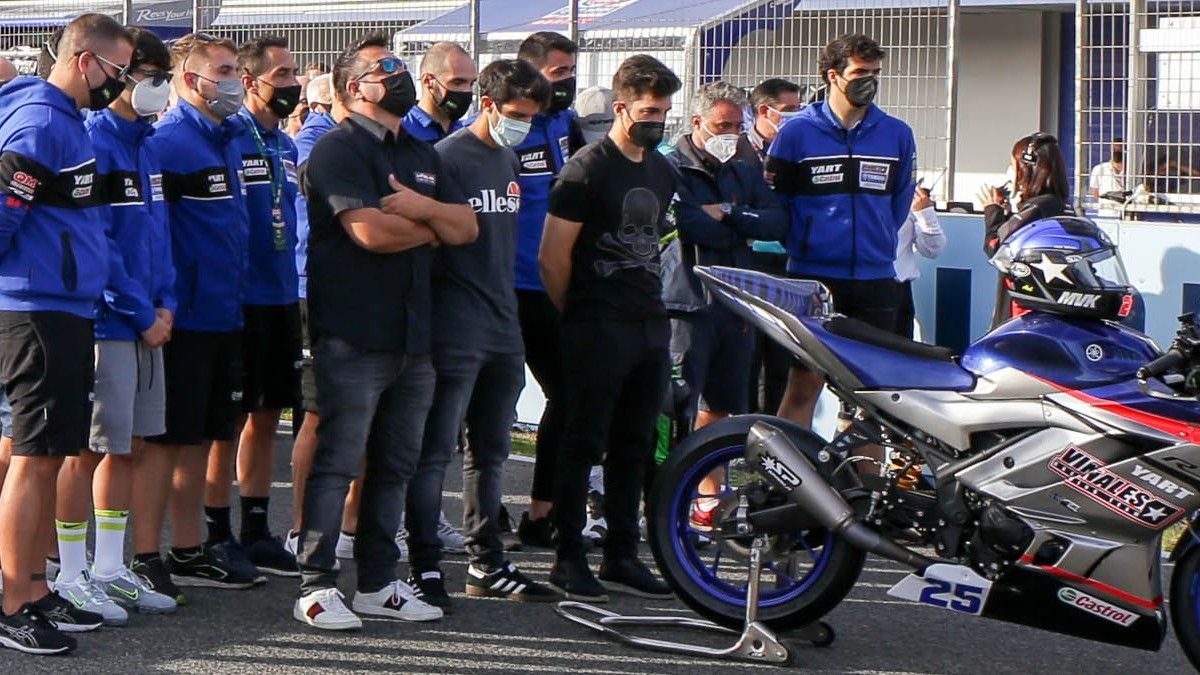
[744,422,934,570]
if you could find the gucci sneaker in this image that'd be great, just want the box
[351,580,442,622]
[294,588,362,631]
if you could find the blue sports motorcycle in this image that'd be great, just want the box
[646,217,1200,669]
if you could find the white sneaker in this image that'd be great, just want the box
[351,579,442,622]
[335,532,355,560]
[437,512,467,554]
[294,588,362,631]
[92,565,177,614]
[290,529,341,571]
[394,528,409,563]
[54,571,128,626]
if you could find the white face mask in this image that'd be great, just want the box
[488,108,531,148]
[701,122,739,164]
[130,76,171,118]
[764,108,802,133]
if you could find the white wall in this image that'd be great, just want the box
[952,10,1047,203]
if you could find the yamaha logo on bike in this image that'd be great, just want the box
[1085,344,1104,362]
[1057,587,1138,626]
[757,452,802,489]
[1049,447,1184,529]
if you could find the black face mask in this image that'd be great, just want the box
[264,83,302,119]
[548,76,576,115]
[373,72,417,117]
[625,111,665,149]
[436,86,473,122]
[843,76,878,108]
[86,59,123,110]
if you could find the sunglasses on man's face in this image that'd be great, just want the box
[85,51,131,82]
[130,68,172,86]
[354,57,406,81]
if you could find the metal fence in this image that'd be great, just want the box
[1077,0,1200,219]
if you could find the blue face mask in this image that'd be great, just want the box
[488,108,531,148]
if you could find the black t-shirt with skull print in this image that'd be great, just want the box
[548,136,677,322]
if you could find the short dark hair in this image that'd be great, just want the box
[127,26,170,72]
[819,34,885,84]
[478,59,551,110]
[750,78,801,110]
[611,54,681,103]
[38,26,65,79]
[239,35,289,77]
[333,32,390,101]
[58,13,133,64]
[517,31,577,67]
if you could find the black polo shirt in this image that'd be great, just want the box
[303,113,466,353]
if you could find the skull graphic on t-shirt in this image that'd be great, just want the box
[594,187,661,277]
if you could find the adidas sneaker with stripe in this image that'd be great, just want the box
[464,562,560,602]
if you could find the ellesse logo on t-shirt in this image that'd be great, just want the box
[470,180,521,214]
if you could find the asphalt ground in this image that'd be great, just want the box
[0,432,1195,674]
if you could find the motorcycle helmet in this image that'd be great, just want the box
[989,216,1135,320]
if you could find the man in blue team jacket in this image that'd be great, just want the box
[765,34,917,435]
[142,32,259,592]
[202,34,303,581]
[0,13,132,654]
[512,31,588,548]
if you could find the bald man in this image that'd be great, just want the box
[402,41,477,143]
[0,57,17,86]
[0,12,133,652]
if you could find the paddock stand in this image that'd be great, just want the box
[555,536,834,667]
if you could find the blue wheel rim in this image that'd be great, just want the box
[668,442,834,609]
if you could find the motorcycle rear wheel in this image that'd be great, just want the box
[648,423,865,632]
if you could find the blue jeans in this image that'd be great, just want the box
[297,336,434,594]
[407,346,524,571]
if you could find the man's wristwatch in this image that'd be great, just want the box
[719,202,733,219]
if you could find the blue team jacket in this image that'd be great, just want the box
[234,107,299,307]
[293,111,336,299]
[149,99,249,332]
[765,101,917,280]
[513,108,577,291]
[401,105,466,145]
[86,109,177,340]
[0,77,108,318]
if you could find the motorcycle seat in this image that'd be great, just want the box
[825,316,957,363]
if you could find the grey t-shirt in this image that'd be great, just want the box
[432,128,523,353]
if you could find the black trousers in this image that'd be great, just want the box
[893,280,916,339]
[554,317,670,560]
[517,290,565,504]
[747,251,790,414]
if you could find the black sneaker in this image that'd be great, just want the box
[0,605,76,655]
[245,535,299,578]
[406,568,453,612]
[598,557,673,599]
[466,562,560,602]
[30,592,103,633]
[497,506,523,552]
[518,512,556,549]
[167,547,256,589]
[130,555,186,606]
[548,556,608,603]
[206,537,267,585]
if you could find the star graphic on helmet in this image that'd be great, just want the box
[1143,505,1168,522]
[1032,253,1072,285]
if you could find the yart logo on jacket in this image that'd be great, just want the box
[470,181,521,214]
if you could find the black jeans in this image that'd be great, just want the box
[297,336,434,594]
[517,290,564,504]
[893,280,916,339]
[554,317,670,560]
[408,346,524,571]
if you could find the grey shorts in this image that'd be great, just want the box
[90,340,166,455]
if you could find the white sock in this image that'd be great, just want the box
[55,520,89,582]
[93,508,129,578]
[589,466,605,494]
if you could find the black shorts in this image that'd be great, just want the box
[147,329,243,445]
[670,304,753,415]
[0,311,94,457]
[298,299,317,414]
[242,304,302,413]
[787,273,902,331]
